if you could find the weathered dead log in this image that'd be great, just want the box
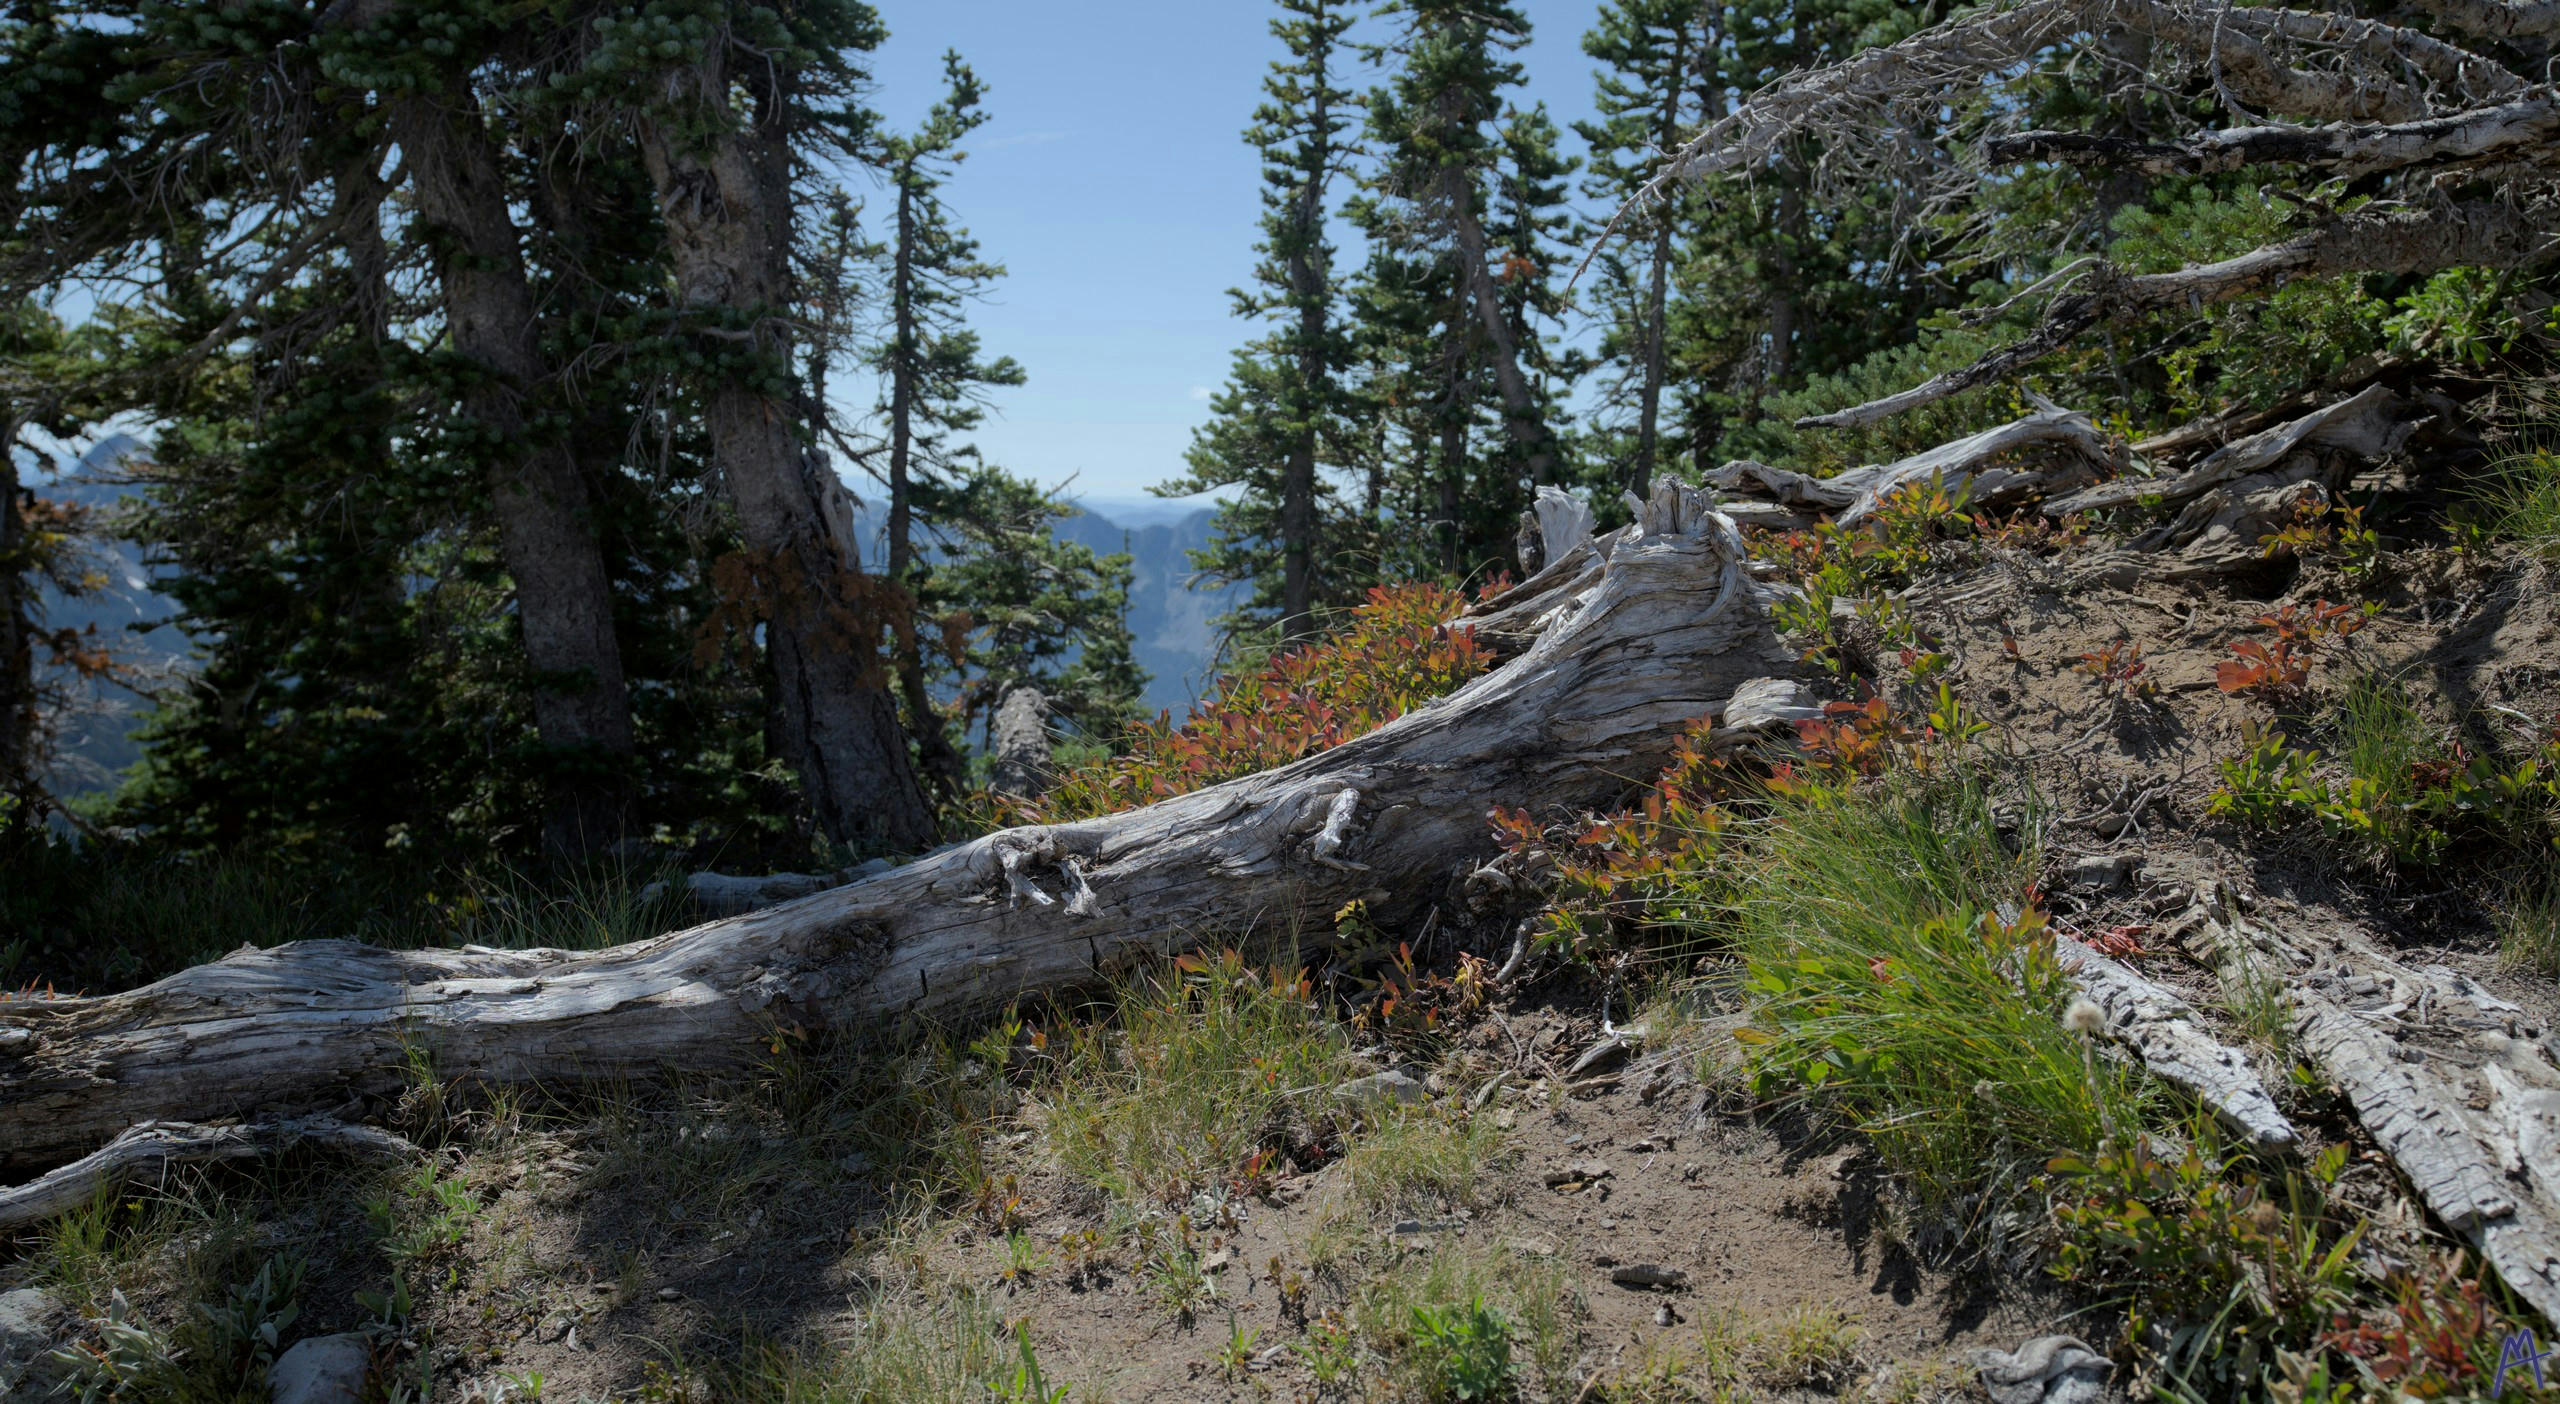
[2045,383,2414,519]
[1706,404,2124,524]
[2173,883,2560,1324]
[0,1118,418,1232]
[2054,934,2297,1152]
[0,483,1800,1176]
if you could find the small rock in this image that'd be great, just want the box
[0,1287,69,1396]
[1609,1264,1689,1291]
[1626,1137,1662,1153]
[270,1332,372,1404]
[1494,1108,1517,1130]
[1678,1162,1702,1181]
[1543,1159,1613,1188]
[2066,854,2136,890]
[1970,1335,2111,1404]
[655,1288,682,1302]
[1390,1218,1462,1235]
[0,1287,67,1358]
[1202,1249,1233,1273]
[1333,1068,1426,1109]
[1653,1301,1680,1327]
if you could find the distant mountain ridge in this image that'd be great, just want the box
[21,444,1242,793]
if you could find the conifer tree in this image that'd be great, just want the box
[1576,0,1724,501]
[591,0,937,853]
[926,469,1144,754]
[1167,0,1360,641]
[871,52,1026,796]
[1365,0,1562,503]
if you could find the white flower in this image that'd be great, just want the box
[2064,998,2107,1035]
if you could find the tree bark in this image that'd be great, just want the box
[1629,17,1697,506]
[885,174,969,800]
[0,413,34,809]
[1446,173,1558,488]
[636,66,934,853]
[0,483,1798,1175]
[392,88,636,859]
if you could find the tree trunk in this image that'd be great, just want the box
[392,90,636,859]
[0,414,34,809]
[1278,18,1340,641]
[1630,20,1693,505]
[636,70,934,853]
[886,175,969,798]
[1446,181,1557,488]
[0,484,1798,1174]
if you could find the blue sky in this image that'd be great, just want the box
[856,0,1622,513]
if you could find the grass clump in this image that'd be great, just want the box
[2496,881,2560,974]
[1723,768,2151,1208]
[1332,1242,1578,1401]
[1040,947,1357,1209]
[676,1288,1075,1404]
[2473,443,2560,555]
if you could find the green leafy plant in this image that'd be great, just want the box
[2209,724,2327,827]
[1406,1297,1513,1402]
[990,1323,1070,1404]
[2047,1135,2362,1395]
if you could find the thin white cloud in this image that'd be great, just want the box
[1187,385,1215,402]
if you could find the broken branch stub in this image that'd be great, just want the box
[0,481,1801,1177]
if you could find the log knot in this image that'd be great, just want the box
[971,829,1102,917]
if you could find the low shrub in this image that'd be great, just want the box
[1025,583,1490,823]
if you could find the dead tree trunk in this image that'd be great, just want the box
[0,484,1797,1175]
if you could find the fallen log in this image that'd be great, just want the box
[0,482,1801,1176]
[2043,383,2414,519]
[2173,883,2560,1325]
[2053,933,2296,1152]
[0,1118,418,1232]
[1706,403,2123,527]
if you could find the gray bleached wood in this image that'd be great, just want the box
[1704,405,2124,525]
[2044,384,2412,518]
[0,482,1799,1177]
[2053,934,2296,1151]
[2172,883,2560,1324]
[0,1118,418,1232]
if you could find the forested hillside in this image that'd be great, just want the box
[5,1,2560,1401]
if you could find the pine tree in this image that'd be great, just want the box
[1167,0,1361,641]
[591,0,938,854]
[1575,0,1724,501]
[926,469,1145,755]
[1365,0,1563,506]
[871,52,1026,796]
